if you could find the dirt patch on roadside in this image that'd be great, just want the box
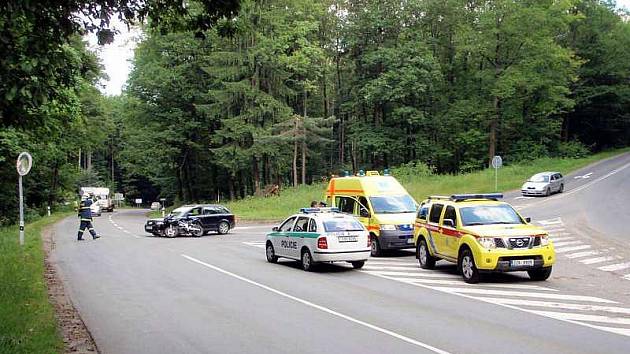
[42,225,98,353]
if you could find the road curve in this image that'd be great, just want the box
[52,204,630,353]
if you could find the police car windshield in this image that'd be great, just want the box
[528,174,549,183]
[460,204,523,226]
[369,195,416,214]
[323,219,365,232]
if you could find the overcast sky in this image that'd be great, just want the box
[89,1,630,96]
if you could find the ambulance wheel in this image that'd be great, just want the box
[459,248,480,284]
[417,238,436,269]
[350,261,365,269]
[370,236,382,257]
[528,267,552,281]
[301,249,315,271]
[265,242,278,263]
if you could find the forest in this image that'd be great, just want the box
[1,0,629,224]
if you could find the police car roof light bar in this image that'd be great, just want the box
[450,193,503,202]
[300,207,340,214]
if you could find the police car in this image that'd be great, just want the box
[265,208,371,271]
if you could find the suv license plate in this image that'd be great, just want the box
[511,259,534,267]
[338,236,357,242]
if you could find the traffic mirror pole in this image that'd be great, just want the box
[16,152,33,246]
[18,174,24,245]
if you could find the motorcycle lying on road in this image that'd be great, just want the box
[163,218,204,238]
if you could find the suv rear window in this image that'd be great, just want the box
[323,219,365,232]
[429,204,444,223]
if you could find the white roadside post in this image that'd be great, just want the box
[16,152,33,246]
[160,198,166,217]
[492,155,502,192]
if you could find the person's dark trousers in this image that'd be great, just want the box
[78,219,97,240]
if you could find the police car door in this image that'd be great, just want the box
[427,203,445,256]
[275,216,297,258]
[291,216,311,259]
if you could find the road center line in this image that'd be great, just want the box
[181,254,451,354]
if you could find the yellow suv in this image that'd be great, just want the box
[413,194,555,283]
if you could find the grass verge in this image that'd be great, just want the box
[226,148,628,221]
[0,213,71,354]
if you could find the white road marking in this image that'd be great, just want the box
[364,261,418,267]
[549,236,575,242]
[579,256,617,265]
[574,172,593,179]
[529,310,630,326]
[623,274,630,281]
[552,240,583,248]
[598,262,630,272]
[427,287,617,303]
[515,196,535,200]
[242,241,265,249]
[588,325,630,337]
[362,270,460,279]
[475,297,630,316]
[181,254,451,354]
[402,278,556,291]
[363,265,430,271]
[538,218,563,226]
[555,245,592,253]
[565,250,601,259]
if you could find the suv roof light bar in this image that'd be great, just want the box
[428,195,451,200]
[299,207,340,214]
[450,193,503,202]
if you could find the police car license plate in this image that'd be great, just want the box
[338,236,358,242]
[511,259,534,267]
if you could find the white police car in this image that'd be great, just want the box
[265,208,371,271]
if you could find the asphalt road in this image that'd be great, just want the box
[51,153,630,354]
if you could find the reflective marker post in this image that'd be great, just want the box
[16,152,33,246]
[492,155,502,192]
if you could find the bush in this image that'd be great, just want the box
[555,140,590,159]
[507,140,549,163]
[391,161,435,180]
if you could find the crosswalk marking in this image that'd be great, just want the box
[549,236,575,242]
[552,240,583,247]
[424,287,617,304]
[243,241,265,249]
[588,325,630,337]
[528,310,630,326]
[623,274,630,281]
[579,256,616,265]
[403,278,556,291]
[598,262,630,272]
[555,245,591,253]
[474,297,630,316]
[362,270,461,279]
[565,250,601,259]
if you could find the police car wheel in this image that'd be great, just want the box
[370,236,382,257]
[266,242,278,263]
[350,261,365,269]
[217,221,230,235]
[301,250,315,271]
[417,238,436,269]
[165,225,178,238]
[460,249,480,284]
[527,266,552,281]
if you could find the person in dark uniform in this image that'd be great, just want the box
[78,193,100,241]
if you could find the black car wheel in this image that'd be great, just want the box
[165,225,178,238]
[190,221,204,237]
[217,221,230,235]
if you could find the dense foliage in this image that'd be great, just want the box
[0,0,628,222]
[121,0,629,203]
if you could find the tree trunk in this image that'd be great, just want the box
[228,175,235,200]
[301,140,306,185]
[292,139,298,187]
[488,95,500,166]
[48,163,59,207]
[253,156,260,195]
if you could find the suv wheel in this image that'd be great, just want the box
[528,267,552,281]
[459,249,480,283]
[545,187,551,196]
[559,184,564,193]
[266,242,278,263]
[370,236,382,257]
[417,238,436,269]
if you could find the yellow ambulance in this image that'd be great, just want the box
[324,171,417,256]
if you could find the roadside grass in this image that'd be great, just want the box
[0,213,70,354]
[226,148,628,221]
